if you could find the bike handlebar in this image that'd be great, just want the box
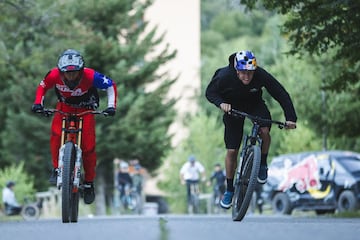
[229,109,286,129]
[36,108,110,117]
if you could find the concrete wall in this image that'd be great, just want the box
[145,0,201,145]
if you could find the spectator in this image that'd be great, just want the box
[2,181,22,215]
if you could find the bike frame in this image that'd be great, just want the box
[57,111,87,191]
[40,109,107,223]
[230,109,285,221]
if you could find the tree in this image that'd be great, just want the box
[235,0,360,148]
[0,0,64,189]
[240,0,360,92]
[158,111,225,213]
[0,0,177,196]
[70,0,177,174]
[0,162,36,204]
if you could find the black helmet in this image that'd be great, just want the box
[6,181,15,188]
[57,49,85,72]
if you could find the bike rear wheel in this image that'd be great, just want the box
[21,204,40,221]
[189,183,200,214]
[190,194,200,214]
[232,145,261,221]
[61,141,77,223]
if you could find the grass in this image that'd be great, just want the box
[333,210,360,218]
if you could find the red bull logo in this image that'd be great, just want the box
[277,155,320,193]
[269,154,333,199]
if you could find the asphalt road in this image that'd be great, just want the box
[1,214,359,240]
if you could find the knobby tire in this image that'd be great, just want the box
[61,141,77,223]
[70,191,80,222]
[232,145,261,221]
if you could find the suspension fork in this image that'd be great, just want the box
[57,117,68,188]
[58,116,84,190]
[77,117,83,146]
[72,117,83,190]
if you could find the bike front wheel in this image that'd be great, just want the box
[70,191,80,222]
[61,141,77,223]
[232,145,261,221]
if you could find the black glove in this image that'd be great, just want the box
[104,107,116,116]
[31,104,43,113]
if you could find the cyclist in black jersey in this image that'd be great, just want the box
[208,163,226,195]
[208,163,226,210]
[205,50,297,209]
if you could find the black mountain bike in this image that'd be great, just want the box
[230,109,286,221]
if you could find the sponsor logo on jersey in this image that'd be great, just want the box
[56,84,85,96]
[250,88,259,92]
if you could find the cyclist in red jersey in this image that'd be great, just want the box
[31,49,117,204]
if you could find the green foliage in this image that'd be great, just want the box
[240,0,360,92]
[201,0,238,30]
[0,0,177,193]
[0,0,64,190]
[68,0,177,176]
[334,210,360,218]
[0,162,36,204]
[274,122,323,156]
[159,0,360,212]
[158,111,224,213]
[210,10,268,40]
[201,30,225,56]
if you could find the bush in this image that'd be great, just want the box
[0,162,36,205]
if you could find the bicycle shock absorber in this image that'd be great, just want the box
[73,145,82,188]
[73,117,83,189]
[56,116,67,189]
[57,144,65,189]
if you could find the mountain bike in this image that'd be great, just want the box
[187,180,200,214]
[229,109,286,221]
[119,184,142,214]
[38,108,108,223]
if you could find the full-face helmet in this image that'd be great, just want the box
[57,49,84,72]
[234,50,257,71]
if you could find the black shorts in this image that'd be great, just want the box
[223,102,271,149]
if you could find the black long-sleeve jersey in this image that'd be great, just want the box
[210,170,226,187]
[205,53,297,122]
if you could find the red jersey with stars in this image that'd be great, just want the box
[34,67,117,108]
